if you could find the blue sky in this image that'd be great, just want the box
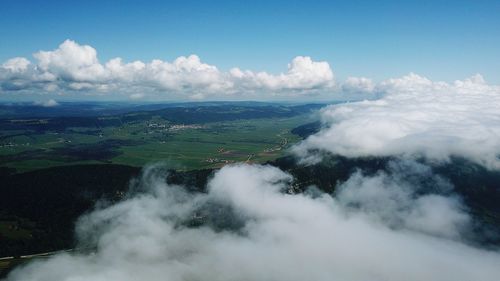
[0,0,499,101]
[1,0,499,81]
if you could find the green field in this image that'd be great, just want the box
[0,115,313,172]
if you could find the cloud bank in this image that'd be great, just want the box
[295,73,500,169]
[5,164,500,281]
[0,40,335,99]
[3,40,498,103]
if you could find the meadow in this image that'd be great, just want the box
[0,112,314,172]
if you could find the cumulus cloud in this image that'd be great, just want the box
[229,56,334,93]
[5,164,500,281]
[0,40,335,99]
[2,57,31,73]
[33,40,106,82]
[295,73,500,169]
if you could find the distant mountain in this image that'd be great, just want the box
[0,101,329,119]
[0,103,326,131]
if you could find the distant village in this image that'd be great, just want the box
[147,122,204,131]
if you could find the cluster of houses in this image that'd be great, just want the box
[0,142,30,148]
[147,122,203,132]
[205,158,233,164]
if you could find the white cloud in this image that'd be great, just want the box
[0,40,335,99]
[33,39,106,82]
[229,56,335,93]
[336,160,469,239]
[5,164,500,281]
[33,99,59,107]
[1,57,31,73]
[144,55,230,92]
[341,76,375,94]
[129,93,145,100]
[295,73,500,169]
